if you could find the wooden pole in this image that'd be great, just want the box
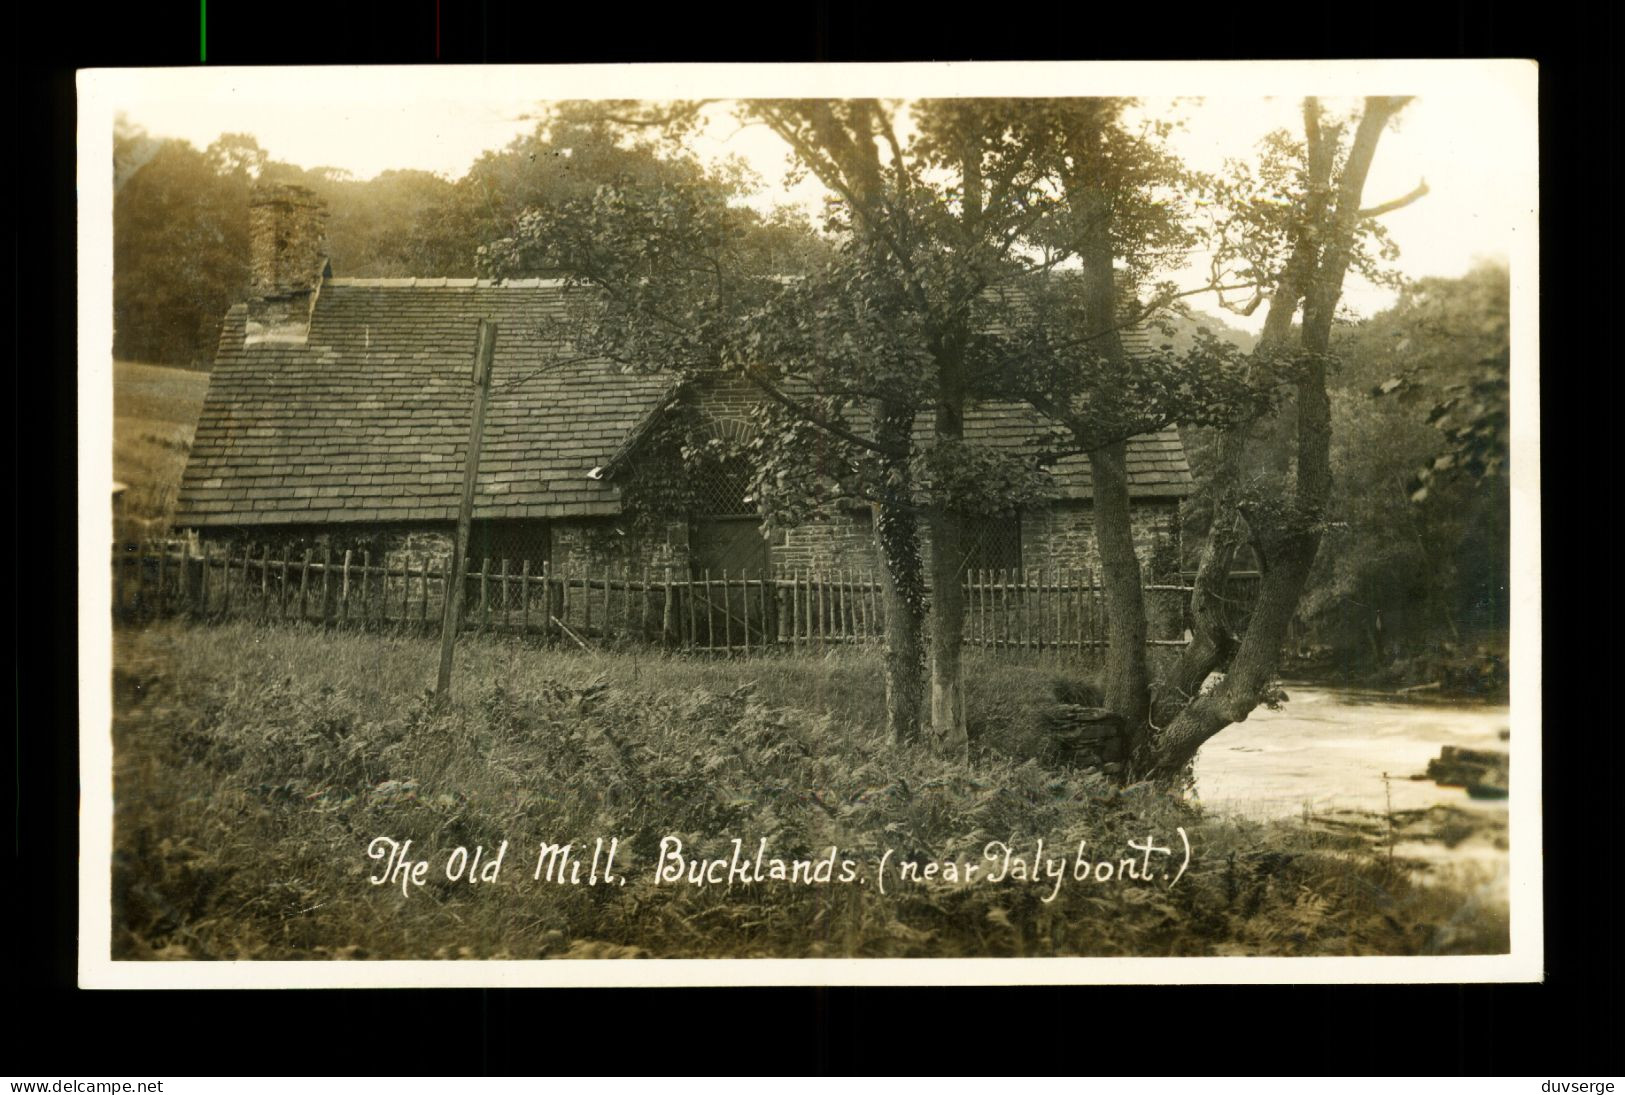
[686,569,696,650]
[721,568,731,654]
[196,544,210,618]
[436,319,497,697]
[479,556,490,633]
[520,559,531,633]
[297,548,312,622]
[641,564,651,641]
[341,549,352,624]
[662,565,674,646]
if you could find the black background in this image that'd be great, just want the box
[14,0,1617,1076]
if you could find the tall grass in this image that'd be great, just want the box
[111,621,1510,960]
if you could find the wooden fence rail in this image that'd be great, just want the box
[111,541,1262,658]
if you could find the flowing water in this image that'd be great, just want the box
[1192,683,1513,821]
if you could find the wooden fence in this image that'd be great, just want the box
[111,541,1261,657]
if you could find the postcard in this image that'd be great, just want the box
[77,59,1541,987]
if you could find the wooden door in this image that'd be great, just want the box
[690,517,772,648]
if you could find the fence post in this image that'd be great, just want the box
[683,569,695,650]
[181,545,196,618]
[199,544,213,618]
[661,565,674,647]
[294,548,310,622]
[319,546,332,625]
[219,544,233,618]
[337,549,350,625]
[641,564,651,642]
[520,559,530,634]
[359,550,370,626]
[236,544,250,619]
[418,555,429,630]
[790,569,800,647]
[398,553,409,629]
[719,568,731,654]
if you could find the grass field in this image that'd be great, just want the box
[110,621,1510,961]
[113,361,210,540]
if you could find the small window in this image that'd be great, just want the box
[963,512,1022,576]
[690,456,755,517]
[468,519,551,567]
[467,519,551,612]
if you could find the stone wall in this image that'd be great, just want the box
[770,509,882,574]
[191,498,1188,642]
[689,374,760,430]
[1018,499,1182,578]
[550,518,686,574]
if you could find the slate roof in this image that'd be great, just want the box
[177,278,1190,529]
[933,323,1190,500]
[176,279,671,527]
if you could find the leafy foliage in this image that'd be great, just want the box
[112,621,1508,959]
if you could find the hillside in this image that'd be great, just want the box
[113,360,210,539]
[1142,305,1260,356]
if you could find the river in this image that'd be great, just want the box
[1192,683,1513,821]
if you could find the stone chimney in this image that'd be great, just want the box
[245,182,330,345]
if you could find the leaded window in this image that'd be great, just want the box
[963,511,1023,576]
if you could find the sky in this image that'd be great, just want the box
[95,62,1537,331]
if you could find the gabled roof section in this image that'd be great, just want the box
[958,406,1189,499]
[176,281,673,527]
[177,277,1191,530]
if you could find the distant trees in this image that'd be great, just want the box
[114,120,252,366]
[112,107,719,368]
[1309,260,1511,658]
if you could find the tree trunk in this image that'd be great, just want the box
[1067,166,1151,738]
[1139,96,1410,781]
[1091,442,1150,735]
[928,325,971,758]
[873,401,926,745]
[1157,503,1242,718]
[1162,100,1340,720]
[928,505,969,759]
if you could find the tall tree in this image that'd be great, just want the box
[1136,96,1421,777]
[491,99,1082,750]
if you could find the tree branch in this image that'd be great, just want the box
[1358,178,1429,218]
[742,365,902,458]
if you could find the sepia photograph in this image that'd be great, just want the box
[76,61,1540,987]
